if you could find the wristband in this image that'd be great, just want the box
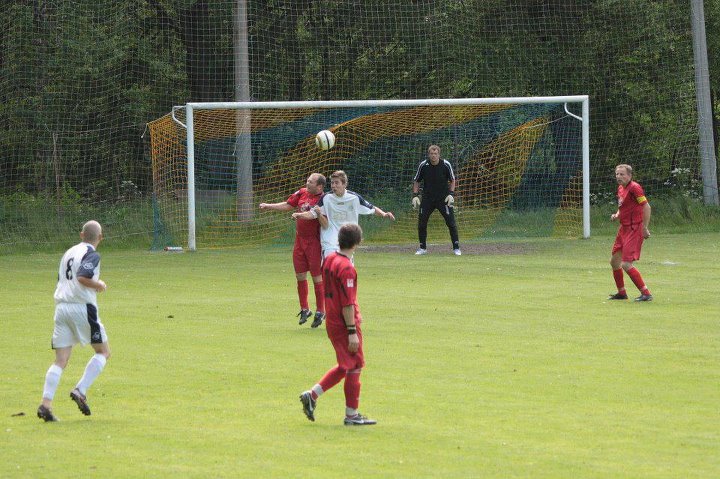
[347,326,356,335]
[413,192,419,197]
[448,191,455,195]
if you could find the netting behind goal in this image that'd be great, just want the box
[149,100,585,249]
[1,2,713,253]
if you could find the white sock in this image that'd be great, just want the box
[345,407,358,417]
[75,354,107,396]
[43,364,64,400]
[311,384,324,398]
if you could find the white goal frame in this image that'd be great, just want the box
[172,96,590,250]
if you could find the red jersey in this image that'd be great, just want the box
[322,252,362,329]
[617,181,647,226]
[286,188,323,239]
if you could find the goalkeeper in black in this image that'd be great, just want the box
[412,145,461,256]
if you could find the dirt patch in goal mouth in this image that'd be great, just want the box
[358,243,534,255]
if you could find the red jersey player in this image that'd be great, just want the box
[299,223,377,426]
[259,173,327,326]
[608,164,653,301]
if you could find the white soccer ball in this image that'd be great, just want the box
[315,130,336,150]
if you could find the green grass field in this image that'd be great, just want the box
[1,233,718,478]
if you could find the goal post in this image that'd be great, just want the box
[149,96,590,251]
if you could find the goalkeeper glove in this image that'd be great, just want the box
[411,194,420,209]
[445,193,454,207]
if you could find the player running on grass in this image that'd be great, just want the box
[608,164,653,302]
[299,223,377,426]
[260,173,327,327]
[37,220,111,422]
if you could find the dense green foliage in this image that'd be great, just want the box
[1,1,718,249]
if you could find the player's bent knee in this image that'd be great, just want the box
[93,343,111,359]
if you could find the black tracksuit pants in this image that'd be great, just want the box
[417,196,459,249]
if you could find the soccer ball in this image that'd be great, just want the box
[315,130,336,150]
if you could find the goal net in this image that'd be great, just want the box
[1,2,710,253]
[148,97,588,250]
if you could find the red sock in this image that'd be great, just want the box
[313,281,325,313]
[297,280,309,310]
[317,366,346,397]
[344,370,361,410]
[613,269,625,293]
[626,267,650,295]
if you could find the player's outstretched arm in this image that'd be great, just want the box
[259,202,293,211]
[373,207,395,220]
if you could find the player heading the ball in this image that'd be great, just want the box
[259,173,327,328]
[293,170,395,258]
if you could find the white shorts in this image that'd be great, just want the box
[52,303,108,349]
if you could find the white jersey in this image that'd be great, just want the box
[54,242,101,306]
[316,190,375,254]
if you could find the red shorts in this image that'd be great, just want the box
[326,322,365,370]
[612,224,644,262]
[293,237,322,276]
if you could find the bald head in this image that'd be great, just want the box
[81,220,103,245]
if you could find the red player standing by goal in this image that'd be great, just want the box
[608,164,653,302]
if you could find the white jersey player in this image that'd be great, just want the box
[293,170,395,257]
[37,220,111,422]
[315,190,375,255]
[55,242,102,307]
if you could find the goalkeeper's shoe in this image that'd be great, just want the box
[70,388,91,416]
[634,294,653,302]
[344,413,377,426]
[311,311,325,329]
[299,391,316,422]
[37,405,58,422]
[607,292,628,300]
[415,248,427,255]
[297,309,312,325]
[453,249,462,256]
